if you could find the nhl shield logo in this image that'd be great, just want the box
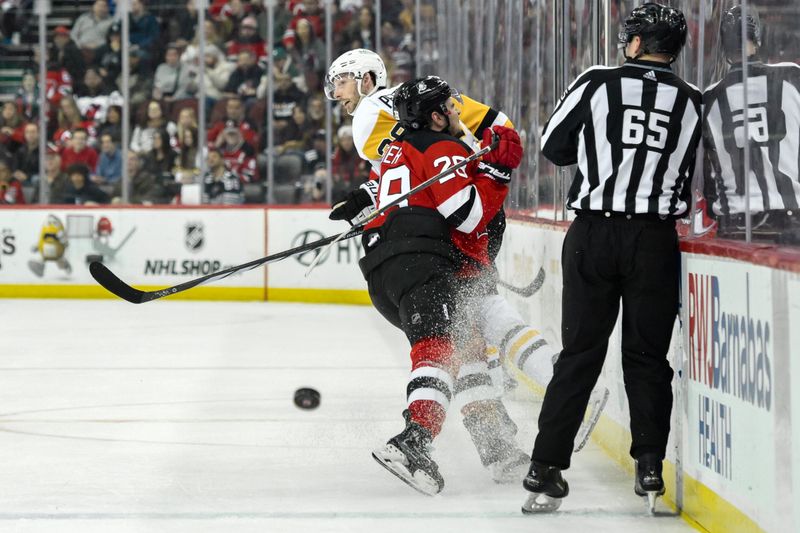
[185,222,204,251]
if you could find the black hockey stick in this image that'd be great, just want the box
[89,227,364,304]
[498,266,545,297]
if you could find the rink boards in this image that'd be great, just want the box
[497,218,800,533]
[0,206,369,303]
[2,205,799,532]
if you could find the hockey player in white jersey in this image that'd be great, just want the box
[324,49,609,485]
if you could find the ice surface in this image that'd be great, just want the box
[0,299,696,533]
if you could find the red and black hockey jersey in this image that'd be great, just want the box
[369,129,507,266]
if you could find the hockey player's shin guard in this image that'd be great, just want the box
[372,337,453,496]
[461,399,529,483]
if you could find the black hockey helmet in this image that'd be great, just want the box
[720,5,762,60]
[618,3,688,62]
[393,76,456,131]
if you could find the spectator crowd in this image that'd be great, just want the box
[0,0,418,205]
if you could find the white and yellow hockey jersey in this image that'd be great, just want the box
[351,86,513,175]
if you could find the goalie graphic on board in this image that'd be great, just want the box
[28,214,136,277]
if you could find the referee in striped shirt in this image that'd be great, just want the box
[704,5,800,244]
[522,3,702,513]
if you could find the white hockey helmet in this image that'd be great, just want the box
[324,48,388,101]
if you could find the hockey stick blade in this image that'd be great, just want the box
[498,266,545,298]
[90,261,147,303]
[90,227,363,304]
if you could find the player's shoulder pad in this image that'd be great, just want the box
[363,86,397,113]
[404,130,471,155]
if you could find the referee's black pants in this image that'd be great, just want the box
[531,213,678,469]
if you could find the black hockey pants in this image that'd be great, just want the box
[532,212,679,469]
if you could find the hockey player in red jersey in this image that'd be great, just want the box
[326,50,611,485]
[361,76,523,495]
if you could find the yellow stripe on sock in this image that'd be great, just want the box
[508,329,541,362]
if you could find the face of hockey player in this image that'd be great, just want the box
[430,97,461,137]
[332,73,375,115]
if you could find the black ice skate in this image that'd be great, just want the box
[372,410,444,496]
[521,461,569,513]
[634,453,665,513]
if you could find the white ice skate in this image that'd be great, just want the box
[573,386,610,452]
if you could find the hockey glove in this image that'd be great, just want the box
[329,180,378,226]
[482,125,523,170]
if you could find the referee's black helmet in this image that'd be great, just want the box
[619,3,688,61]
[720,5,761,59]
[393,76,454,131]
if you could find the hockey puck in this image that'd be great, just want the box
[294,387,320,410]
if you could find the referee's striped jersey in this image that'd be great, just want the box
[703,61,800,215]
[541,59,703,216]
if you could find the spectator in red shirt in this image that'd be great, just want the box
[45,67,74,112]
[207,97,257,148]
[217,124,258,183]
[53,96,96,148]
[215,0,246,29]
[282,0,323,49]
[225,16,267,64]
[60,129,99,170]
[0,102,25,150]
[0,159,25,204]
